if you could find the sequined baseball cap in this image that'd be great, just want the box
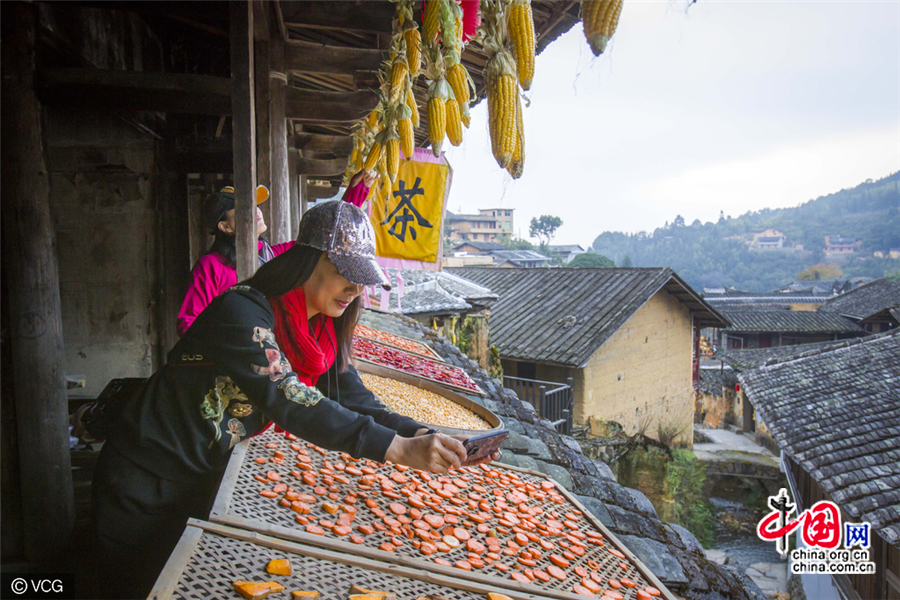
[297,200,391,290]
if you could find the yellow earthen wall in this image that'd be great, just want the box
[579,290,695,447]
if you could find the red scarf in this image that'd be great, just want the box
[269,287,337,386]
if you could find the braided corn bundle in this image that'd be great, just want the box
[507,89,524,178]
[389,54,409,102]
[422,29,450,156]
[581,0,623,56]
[397,101,415,159]
[406,85,420,128]
[446,94,464,147]
[508,0,535,91]
[424,0,441,42]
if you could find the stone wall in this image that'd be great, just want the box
[697,385,739,429]
[46,110,161,397]
[580,290,695,447]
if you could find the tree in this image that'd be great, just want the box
[496,234,534,250]
[529,215,562,246]
[620,254,633,268]
[568,253,615,268]
[797,263,843,281]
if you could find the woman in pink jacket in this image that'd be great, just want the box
[177,171,376,336]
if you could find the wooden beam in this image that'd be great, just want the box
[307,184,340,201]
[231,0,258,281]
[1,2,74,560]
[158,173,191,354]
[252,0,270,41]
[536,1,577,42]
[285,87,378,123]
[288,142,300,228]
[293,155,347,176]
[37,68,232,115]
[284,40,385,74]
[269,32,292,244]
[280,0,394,33]
[295,132,354,154]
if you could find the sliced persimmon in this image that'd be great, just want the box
[581,577,602,593]
[549,554,570,568]
[305,524,325,535]
[547,565,567,581]
[608,548,626,559]
[636,592,653,600]
[260,490,278,498]
[433,557,452,567]
[510,572,530,584]
[644,586,661,597]
[620,578,636,588]
[608,579,622,590]
[572,584,594,597]
[333,525,352,536]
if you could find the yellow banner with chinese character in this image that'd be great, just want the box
[370,155,449,263]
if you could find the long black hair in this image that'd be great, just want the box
[244,244,359,372]
[208,229,238,265]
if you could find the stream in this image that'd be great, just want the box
[708,497,783,570]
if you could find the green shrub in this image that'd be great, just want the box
[666,449,715,547]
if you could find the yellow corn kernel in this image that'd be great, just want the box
[508,0,535,91]
[446,98,463,147]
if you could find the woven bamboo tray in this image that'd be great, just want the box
[353,328,446,362]
[356,360,500,435]
[210,429,676,600]
[354,357,486,397]
[149,519,560,600]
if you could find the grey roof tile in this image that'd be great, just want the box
[819,278,900,320]
[449,267,727,365]
[720,310,864,333]
[739,330,900,549]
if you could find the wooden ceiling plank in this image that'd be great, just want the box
[295,132,354,154]
[285,39,386,74]
[281,0,393,34]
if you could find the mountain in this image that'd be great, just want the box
[591,172,900,292]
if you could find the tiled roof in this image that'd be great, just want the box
[738,331,900,547]
[488,250,551,264]
[448,267,729,366]
[818,278,900,320]
[372,269,497,315]
[452,240,507,252]
[721,310,864,334]
[716,339,857,371]
[357,308,768,598]
[548,244,586,253]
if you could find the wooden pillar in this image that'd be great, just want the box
[300,174,309,216]
[269,30,291,243]
[231,0,258,280]
[158,172,190,354]
[254,39,271,231]
[288,144,300,231]
[0,2,74,559]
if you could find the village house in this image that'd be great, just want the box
[714,310,866,349]
[818,277,900,334]
[825,235,863,254]
[547,243,587,263]
[450,239,508,255]
[444,208,514,243]
[739,331,900,600]
[449,267,729,447]
[489,249,552,268]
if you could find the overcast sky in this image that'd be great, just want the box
[442,0,900,249]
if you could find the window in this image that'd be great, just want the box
[505,222,510,229]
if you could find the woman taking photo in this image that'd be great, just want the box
[93,199,488,598]
[177,170,378,336]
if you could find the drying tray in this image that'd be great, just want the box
[149,519,560,600]
[356,360,501,435]
[353,327,446,362]
[354,356,486,397]
[210,429,676,600]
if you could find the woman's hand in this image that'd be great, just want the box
[385,432,467,473]
[348,169,379,189]
[411,429,501,468]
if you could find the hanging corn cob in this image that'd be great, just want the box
[424,0,441,43]
[397,101,415,159]
[446,91,464,147]
[581,0,623,56]
[508,0,535,91]
[422,30,450,156]
[363,140,384,172]
[481,0,518,169]
[506,89,524,178]
[440,0,474,133]
[389,54,409,102]
[406,85,420,128]
[393,1,422,78]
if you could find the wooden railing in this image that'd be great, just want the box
[502,376,574,435]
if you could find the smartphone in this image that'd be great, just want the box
[462,430,508,466]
